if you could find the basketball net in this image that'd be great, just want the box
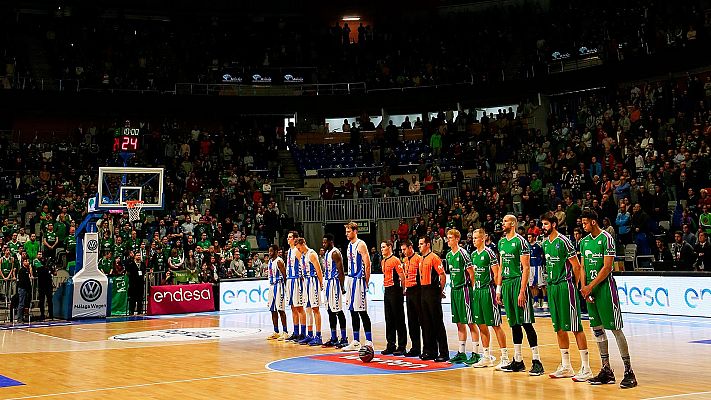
[125,200,144,222]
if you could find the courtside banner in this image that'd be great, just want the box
[219,276,454,311]
[148,283,215,315]
[614,275,711,317]
[220,280,271,310]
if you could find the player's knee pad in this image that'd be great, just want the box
[592,327,607,342]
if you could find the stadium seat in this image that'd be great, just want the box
[624,244,637,270]
[247,235,259,251]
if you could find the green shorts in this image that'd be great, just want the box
[501,278,535,327]
[471,286,502,327]
[548,280,582,332]
[451,286,474,324]
[587,277,624,330]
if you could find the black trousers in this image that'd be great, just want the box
[128,278,145,315]
[37,272,53,318]
[405,285,422,353]
[129,290,143,315]
[384,286,407,350]
[420,284,449,357]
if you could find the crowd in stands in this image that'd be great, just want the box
[314,70,711,272]
[1,1,706,91]
[0,118,292,319]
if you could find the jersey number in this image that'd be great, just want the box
[589,270,598,280]
[503,266,510,276]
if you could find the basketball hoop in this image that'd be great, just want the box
[125,200,144,222]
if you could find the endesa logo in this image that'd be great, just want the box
[615,276,711,317]
[148,283,215,315]
[153,287,212,303]
[266,353,465,376]
[617,283,669,307]
[685,288,711,308]
[222,286,270,304]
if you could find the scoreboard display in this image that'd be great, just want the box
[113,126,141,152]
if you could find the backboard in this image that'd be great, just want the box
[97,167,164,210]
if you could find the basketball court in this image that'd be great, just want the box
[1,304,710,400]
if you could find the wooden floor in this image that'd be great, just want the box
[0,304,710,400]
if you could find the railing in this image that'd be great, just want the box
[174,82,367,96]
[438,186,459,205]
[295,192,446,223]
[0,275,70,322]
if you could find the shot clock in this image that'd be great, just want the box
[113,126,141,153]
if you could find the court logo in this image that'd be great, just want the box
[110,327,263,342]
[87,239,99,251]
[80,279,102,302]
[267,353,466,376]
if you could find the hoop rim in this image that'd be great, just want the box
[125,200,145,209]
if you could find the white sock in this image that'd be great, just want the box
[472,341,480,355]
[483,347,491,359]
[531,346,540,361]
[459,340,466,353]
[514,344,523,362]
[501,348,509,359]
[560,348,571,368]
[579,349,590,371]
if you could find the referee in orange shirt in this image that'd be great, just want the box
[401,240,423,357]
[419,236,449,362]
[381,240,407,355]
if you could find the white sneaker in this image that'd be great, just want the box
[495,356,510,371]
[364,340,373,348]
[549,364,575,378]
[342,340,361,351]
[472,355,495,368]
[572,367,594,382]
[542,301,549,309]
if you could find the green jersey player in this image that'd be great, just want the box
[497,215,543,375]
[540,212,592,382]
[469,228,509,369]
[445,228,482,366]
[580,210,637,389]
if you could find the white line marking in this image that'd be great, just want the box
[76,321,179,331]
[641,391,711,400]
[0,340,218,355]
[3,371,274,399]
[19,330,82,344]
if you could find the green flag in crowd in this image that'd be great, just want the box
[110,275,129,316]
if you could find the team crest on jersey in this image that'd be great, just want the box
[267,353,466,375]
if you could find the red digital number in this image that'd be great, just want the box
[113,137,120,152]
[119,136,139,151]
